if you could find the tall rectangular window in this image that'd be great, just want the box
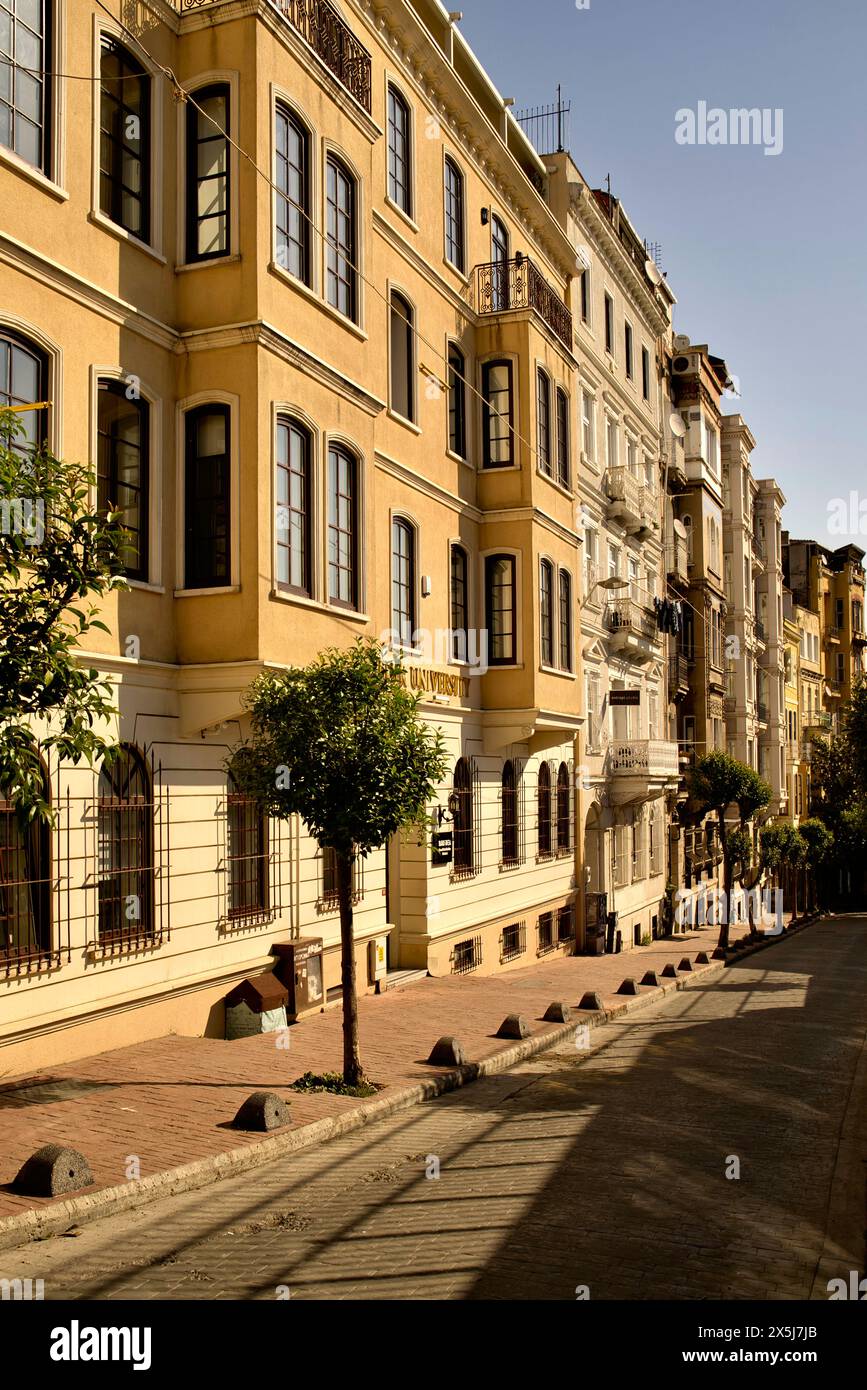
[328,446,358,610]
[536,369,551,475]
[624,321,633,379]
[486,554,516,665]
[387,85,411,215]
[443,155,464,271]
[99,39,150,241]
[450,545,468,661]
[559,570,572,671]
[604,293,614,355]
[540,559,553,667]
[275,418,310,597]
[389,291,414,421]
[0,0,50,173]
[482,360,513,468]
[607,416,618,469]
[391,518,415,647]
[580,267,590,323]
[187,85,230,261]
[97,380,149,582]
[642,346,650,400]
[582,391,595,460]
[448,345,466,458]
[556,388,569,488]
[275,105,309,283]
[184,405,230,590]
[326,155,357,321]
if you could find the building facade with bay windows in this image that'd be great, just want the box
[0,0,585,1072]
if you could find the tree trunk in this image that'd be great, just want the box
[336,847,363,1087]
[717,807,731,951]
[791,862,799,920]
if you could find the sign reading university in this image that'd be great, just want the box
[403,666,471,701]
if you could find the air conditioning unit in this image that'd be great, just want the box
[672,353,695,375]
[673,334,691,351]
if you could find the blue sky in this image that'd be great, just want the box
[457,0,866,544]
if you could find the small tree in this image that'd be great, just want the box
[798,818,834,913]
[690,751,771,950]
[0,407,125,819]
[234,639,446,1086]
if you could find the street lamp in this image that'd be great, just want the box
[585,575,629,602]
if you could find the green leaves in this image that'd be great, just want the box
[233,639,447,857]
[0,407,125,818]
[689,750,771,822]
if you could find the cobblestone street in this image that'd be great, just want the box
[4,918,865,1301]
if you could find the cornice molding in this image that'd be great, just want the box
[570,185,672,335]
[374,449,480,520]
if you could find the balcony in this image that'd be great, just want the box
[604,466,657,538]
[668,652,690,699]
[804,711,832,731]
[754,619,767,644]
[606,740,680,806]
[756,701,769,724]
[825,625,842,644]
[475,256,573,349]
[853,628,867,646]
[665,534,689,586]
[605,598,660,664]
[176,1,373,112]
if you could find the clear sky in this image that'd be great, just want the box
[456,0,866,545]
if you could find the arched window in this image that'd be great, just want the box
[184,404,231,590]
[1,0,50,173]
[448,344,466,458]
[97,380,149,581]
[0,750,51,967]
[326,154,357,321]
[275,104,310,284]
[276,417,311,596]
[556,761,571,854]
[98,746,154,943]
[391,516,415,647]
[443,156,464,271]
[389,291,414,421]
[453,757,474,874]
[227,768,269,921]
[100,38,150,241]
[502,760,518,866]
[450,544,468,661]
[491,214,510,310]
[387,85,412,215]
[540,559,554,667]
[186,84,230,261]
[537,762,552,859]
[328,445,358,610]
[0,328,47,451]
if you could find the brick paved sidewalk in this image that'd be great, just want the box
[0,920,782,1225]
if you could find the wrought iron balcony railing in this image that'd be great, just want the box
[669,652,690,692]
[177,1,373,112]
[605,597,658,642]
[475,256,573,349]
[665,535,689,583]
[754,619,766,643]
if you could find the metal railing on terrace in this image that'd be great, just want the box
[474,256,573,349]
[175,1,373,112]
[605,597,658,642]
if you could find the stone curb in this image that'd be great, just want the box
[0,918,821,1253]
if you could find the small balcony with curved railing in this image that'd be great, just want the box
[604,597,661,665]
[473,256,573,350]
[606,739,680,806]
[604,466,657,538]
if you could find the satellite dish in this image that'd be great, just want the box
[645,258,663,287]
[669,413,687,439]
[576,245,591,272]
[673,334,691,351]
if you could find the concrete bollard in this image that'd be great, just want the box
[427,1036,467,1066]
[543,1001,571,1023]
[578,991,605,1011]
[14,1145,94,1197]
[496,1014,531,1040]
[232,1091,291,1133]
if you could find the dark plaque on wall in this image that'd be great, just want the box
[431,831,453,866]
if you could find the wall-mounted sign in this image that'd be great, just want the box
[431,831,453,866]
[610,690,641,707]
[403,667,471,701]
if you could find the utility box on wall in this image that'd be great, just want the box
[270,938,324,1020]
[368,935,388,988]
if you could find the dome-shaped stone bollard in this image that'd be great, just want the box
[14,1144,94,1197]
[497,1014,530,1040]
[232,1092,291,1132]
[427,1036,467,1066]
[543,1001,571,1023]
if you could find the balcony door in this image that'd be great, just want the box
[491,214,509,310]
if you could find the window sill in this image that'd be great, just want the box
[540,665,577,681]
[536,469,574,500]
[446,448,471,467]
[485,662,524,672]
[127,579,166,595]
[387,408,421,435]
[88,211,167,264]
[480,462,521,474]
[384,195,418,234]
[174,585,241,598]
[269,588,370,623]
[443,256,470,286]
[317,296,368,341]
[0,145,68,200]
[175,254,242,274]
